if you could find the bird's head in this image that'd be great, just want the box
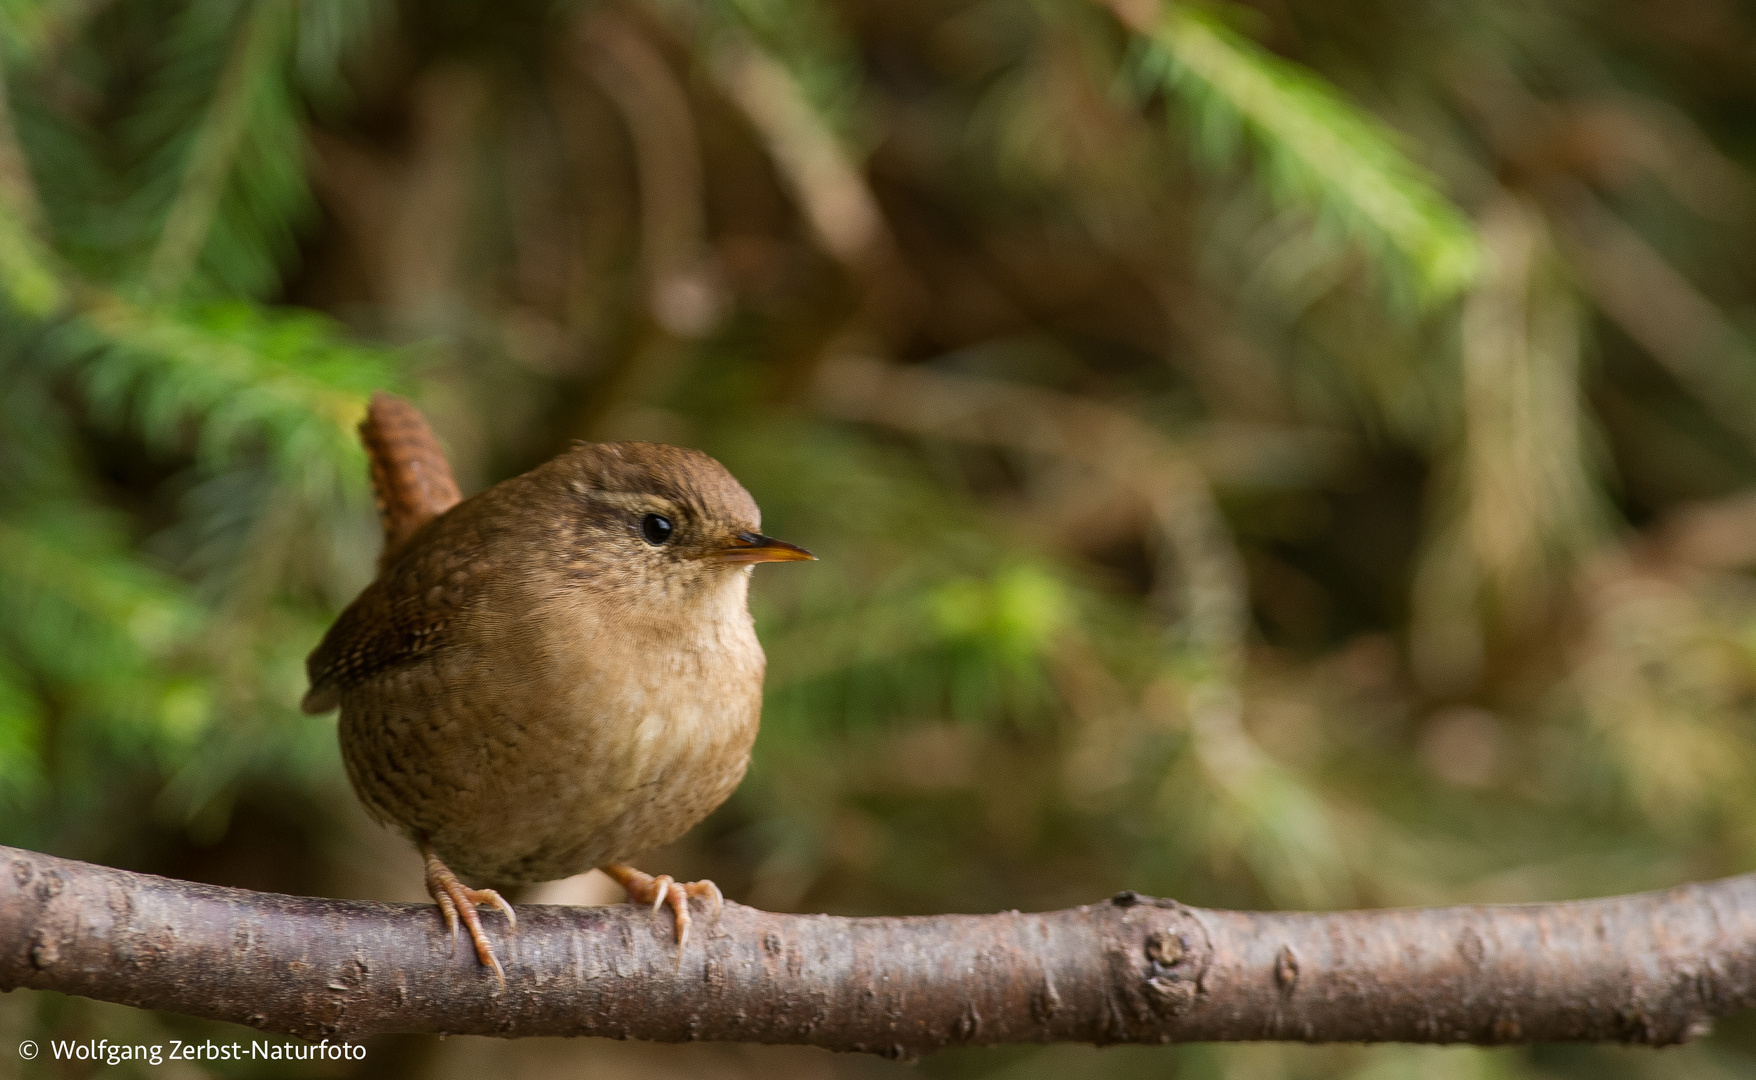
[540,441,814,604]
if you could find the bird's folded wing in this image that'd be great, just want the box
[302,512,498,714]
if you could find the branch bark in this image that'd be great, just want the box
[3,845,1754,1055]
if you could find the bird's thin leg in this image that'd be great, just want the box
[421,838,516,987]
[603,863,723,962]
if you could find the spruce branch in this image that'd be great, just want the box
[0,51,66,315]
[143,0,291,300]
[1106,0,1479,305]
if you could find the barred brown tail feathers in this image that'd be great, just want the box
[360,392,462,570]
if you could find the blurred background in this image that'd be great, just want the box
[4,0,1756,1076]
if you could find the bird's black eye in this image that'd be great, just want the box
[641,513,674,545]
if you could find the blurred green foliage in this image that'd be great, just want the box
[3,0,1756,1077]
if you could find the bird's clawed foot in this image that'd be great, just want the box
[602,863,723,962]
[422,841,516,987]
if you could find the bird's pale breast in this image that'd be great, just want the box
[338,567,765,884]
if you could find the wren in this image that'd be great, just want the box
[303,395,813,981]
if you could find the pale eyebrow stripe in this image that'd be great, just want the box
[574,489,686,517]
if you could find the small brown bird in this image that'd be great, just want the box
[303,394,813,981]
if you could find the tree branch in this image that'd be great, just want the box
[3,845,1754,1055]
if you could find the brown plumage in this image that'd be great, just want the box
[306,395,813,981]
[357,391,463,570]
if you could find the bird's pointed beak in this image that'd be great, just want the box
[711,531,817,565]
